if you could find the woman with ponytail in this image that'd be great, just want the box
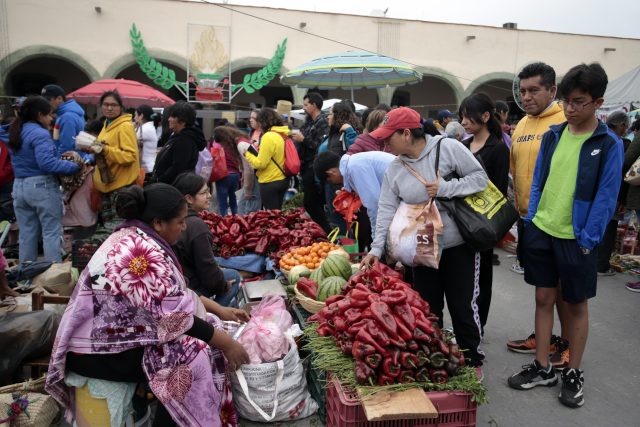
[459,92,511,334]
[8,96,79,262]
[46,183,247,426]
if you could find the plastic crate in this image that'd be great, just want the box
[326,377,477,427]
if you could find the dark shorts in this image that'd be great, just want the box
[521,222,597,304]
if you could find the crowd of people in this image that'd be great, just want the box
[0,58,637,424]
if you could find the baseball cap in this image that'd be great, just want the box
[369,107,422,140]
[437,109,454,122]
[41,84,65,99]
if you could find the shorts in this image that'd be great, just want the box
[521,222,597,304]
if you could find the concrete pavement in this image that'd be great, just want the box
[476,249,640,427]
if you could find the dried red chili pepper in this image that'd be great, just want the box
[364,353,383,369]
[370,302,398,336]
[352,341,376,360]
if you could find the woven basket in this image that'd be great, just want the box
[294,283,325,313]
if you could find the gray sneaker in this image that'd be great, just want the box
[559,368,585,408]
[508,359,558,390]
[510,260,525,275]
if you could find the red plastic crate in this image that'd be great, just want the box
[326,376,477,427]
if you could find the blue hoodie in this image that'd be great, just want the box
[526,121,624,250]
[54,99,88,159]
[9,122,79,178]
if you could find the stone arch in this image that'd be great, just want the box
[229,57,293,108]
[1,45,101,94]
[405,67,464,118]
[464,72,515,101]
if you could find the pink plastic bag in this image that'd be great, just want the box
[237,296,293,364]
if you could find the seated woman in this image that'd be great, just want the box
[46,184,249,427]
[172,173,245,310]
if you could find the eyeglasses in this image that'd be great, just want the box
[561,99,594,112]
[102,102,121,109]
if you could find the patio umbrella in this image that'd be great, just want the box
[68,79,175,108]
[280,51,422,100]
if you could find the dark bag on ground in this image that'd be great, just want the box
[435,138,518,252]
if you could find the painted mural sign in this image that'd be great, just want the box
[130,23,287,103]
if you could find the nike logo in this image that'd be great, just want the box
[591,149,601,156]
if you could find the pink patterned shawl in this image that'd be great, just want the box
[46,221,234,426]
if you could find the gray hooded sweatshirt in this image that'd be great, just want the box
[369,135,488,258]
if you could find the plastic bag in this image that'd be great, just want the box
[195,147,213,180]
[333,189,361,226]
[209,142,229,182]
[237,296,293,364]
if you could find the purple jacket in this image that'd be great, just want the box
[347,133,388,155]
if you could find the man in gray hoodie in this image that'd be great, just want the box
[362,107,489,369]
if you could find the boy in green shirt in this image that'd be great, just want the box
[508,63,624,408]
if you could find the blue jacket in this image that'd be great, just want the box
[54,99,90,160]
[9,122,79,178]
[526,121,624,250]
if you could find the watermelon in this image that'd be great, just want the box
[328,248,350,260]
[317,276,347,301]
[321,254,352,281]
[310,268,324,284]
[288,265,311,286]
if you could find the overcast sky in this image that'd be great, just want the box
[213,0,640,39]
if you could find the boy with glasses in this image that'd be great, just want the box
[508,63,623,408]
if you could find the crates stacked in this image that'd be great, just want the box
[326,376,477,427]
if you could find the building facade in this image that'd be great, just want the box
[1,0,639,118]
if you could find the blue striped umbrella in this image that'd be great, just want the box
[281,51,422,100]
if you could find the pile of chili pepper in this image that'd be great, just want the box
[200,208,327,261]
[308,261,466,386]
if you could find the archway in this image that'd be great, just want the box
[115,63,188,102]
[464,72,515,103]
[230,66,293,109]
[408,76,460,119]
[4,56,92,97]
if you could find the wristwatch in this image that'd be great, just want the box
[580,247,591,255]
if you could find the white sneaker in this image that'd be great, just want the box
[511,260,525,275]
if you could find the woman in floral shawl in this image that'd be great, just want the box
[46,184,249,426]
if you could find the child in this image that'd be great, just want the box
[507,63,623,408]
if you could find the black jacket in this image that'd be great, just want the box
[152,126,207,184]
[173,209,226,298]
[463,134,510,196]
[298,114,329,169]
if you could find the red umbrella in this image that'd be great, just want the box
[68,79,176,108]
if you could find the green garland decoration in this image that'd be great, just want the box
[231,38,287,95]
[129,23,188,93]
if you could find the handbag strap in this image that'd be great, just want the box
[400,135,446,187]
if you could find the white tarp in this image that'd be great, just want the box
[290,99,367,121]
[602,65,640,111]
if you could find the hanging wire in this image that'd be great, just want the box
[201,0,514,94]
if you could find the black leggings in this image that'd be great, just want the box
[260,179,288,210]
[412,244,484,366]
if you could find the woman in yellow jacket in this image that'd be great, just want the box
[237,108,289,210]
[86,91,140,219]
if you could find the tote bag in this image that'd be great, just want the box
[386,161,444,268]
[434,138,519,252]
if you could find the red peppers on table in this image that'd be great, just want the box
[199,208,328,262]
[309,260,467,386]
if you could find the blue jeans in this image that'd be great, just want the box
[214,268,242,307]
[12,175,64,262]
[215,172,240,215]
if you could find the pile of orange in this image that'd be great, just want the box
[279,242,341,271]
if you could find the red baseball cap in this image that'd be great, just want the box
[370,107,422,140]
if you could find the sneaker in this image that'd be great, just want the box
[597,269,616,276]
[559,368,585,408]
[625,282,640,293]
[510,260,525,274]
[506,333,562,354]
[508,359,558,390]
[550,338,570,370]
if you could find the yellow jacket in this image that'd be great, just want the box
[245,126,288,183]
[94,114,140,193]
[510,102,565,217]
